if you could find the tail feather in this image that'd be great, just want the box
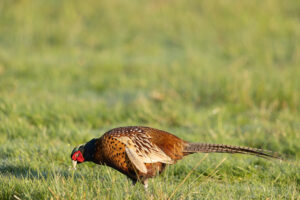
[184,143,281,159]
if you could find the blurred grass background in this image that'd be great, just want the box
[0,0,299,199]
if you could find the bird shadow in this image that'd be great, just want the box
[0,164,86,181]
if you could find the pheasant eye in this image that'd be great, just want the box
[72,151,80,160]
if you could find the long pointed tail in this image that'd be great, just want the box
[184,143,281,159]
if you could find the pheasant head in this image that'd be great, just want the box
[71,144,85,169]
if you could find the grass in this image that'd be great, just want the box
[0,0,300,199]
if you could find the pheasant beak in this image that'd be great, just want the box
[72,160,77,170]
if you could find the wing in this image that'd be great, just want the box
[115,135,174,173]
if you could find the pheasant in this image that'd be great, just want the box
[71,126,279,188]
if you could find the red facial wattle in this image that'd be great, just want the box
[72,151,85,162]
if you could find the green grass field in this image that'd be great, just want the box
[0,0,300,199]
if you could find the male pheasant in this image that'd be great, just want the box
[71,126,279,188]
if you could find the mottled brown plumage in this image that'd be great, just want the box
[71,126,280,188]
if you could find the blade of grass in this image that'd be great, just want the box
[168,154,208,200]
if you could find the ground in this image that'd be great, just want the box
[0,0,299,199]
